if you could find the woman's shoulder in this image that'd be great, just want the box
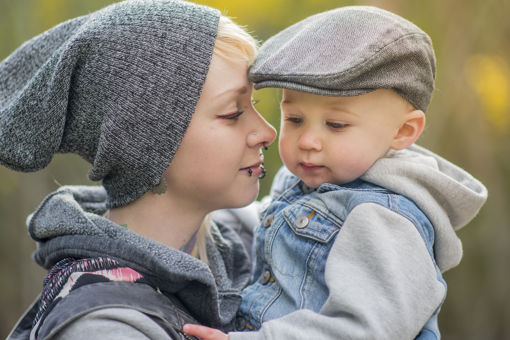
[37,281,198,340]
[46,308,173,340]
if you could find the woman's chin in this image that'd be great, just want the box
[232,184,260,209]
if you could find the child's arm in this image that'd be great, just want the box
[183,324,228,340]
[226,204,445,339]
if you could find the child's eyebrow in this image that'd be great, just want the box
[321,102,359,116]
[328,106,356,114]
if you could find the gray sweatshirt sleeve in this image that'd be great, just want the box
[47,308,174,340]
[211,201,262,261]
[229,203,445,340]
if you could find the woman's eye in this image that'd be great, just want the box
[327,121,348,129]
[217,111,244,120]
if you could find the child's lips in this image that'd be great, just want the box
[299,162,324,172]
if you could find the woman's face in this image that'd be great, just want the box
[164,54,277,212]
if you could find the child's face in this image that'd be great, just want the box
[279,89,410,188]
[164,54,276,212]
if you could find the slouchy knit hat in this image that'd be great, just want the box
[0,0,220,208]
[249,6,436,112]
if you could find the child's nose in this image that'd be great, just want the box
[297,130,322,151]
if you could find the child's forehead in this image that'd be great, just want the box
[281,88,364,105]
[280,90,362,116]
[281,89,343,103]
[280,89,411,117]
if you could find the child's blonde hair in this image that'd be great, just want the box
[196,16,258,264]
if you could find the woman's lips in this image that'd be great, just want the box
[240,161,265,177]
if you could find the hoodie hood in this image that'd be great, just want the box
[27,185,250,328]
[361,144,487,272]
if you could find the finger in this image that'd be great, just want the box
[182,324,228,340]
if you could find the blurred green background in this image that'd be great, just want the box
[0,0,509,338]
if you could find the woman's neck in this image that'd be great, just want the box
[107,191,207,250]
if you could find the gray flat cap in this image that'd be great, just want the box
[249,6,436,112]
[0,0,220,208]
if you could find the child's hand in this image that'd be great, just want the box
[182,324,229,340]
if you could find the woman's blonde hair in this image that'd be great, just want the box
[213,16,258,65]
[196,16,258,265]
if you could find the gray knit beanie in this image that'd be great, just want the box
[0,0,220,208]
[249,6,436,112]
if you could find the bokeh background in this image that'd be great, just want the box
[0,0,508,338]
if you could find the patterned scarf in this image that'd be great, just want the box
[34,257,146,326]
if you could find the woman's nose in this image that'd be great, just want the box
[247,112,277,148]
[297,129,322,151]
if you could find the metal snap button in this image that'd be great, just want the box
[295,216,309,229]
[261,270,271,284]
[262,214,274,228]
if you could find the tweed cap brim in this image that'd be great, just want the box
[0,0,220,208]
[249,6,436,112]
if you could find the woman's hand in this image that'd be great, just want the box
[183,324,229,340]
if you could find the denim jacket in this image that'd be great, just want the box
[238,167,444,339]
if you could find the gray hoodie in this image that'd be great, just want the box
[18,185,251,339]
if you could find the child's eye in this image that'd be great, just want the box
[217,111,244,120]
[285,117,303,124]
[327,121,348,129]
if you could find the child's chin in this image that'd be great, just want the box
[301,179,323,189]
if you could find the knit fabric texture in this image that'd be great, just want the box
[249,6,436,112]
[0,0,220,207]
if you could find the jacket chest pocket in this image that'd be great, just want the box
[267,204,341,277]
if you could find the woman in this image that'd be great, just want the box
[1,1,276,339]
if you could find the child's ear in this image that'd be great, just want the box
[391,110,426,150]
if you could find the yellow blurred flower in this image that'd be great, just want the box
[464,54,510,132]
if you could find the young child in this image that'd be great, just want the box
[184,6,487,340]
